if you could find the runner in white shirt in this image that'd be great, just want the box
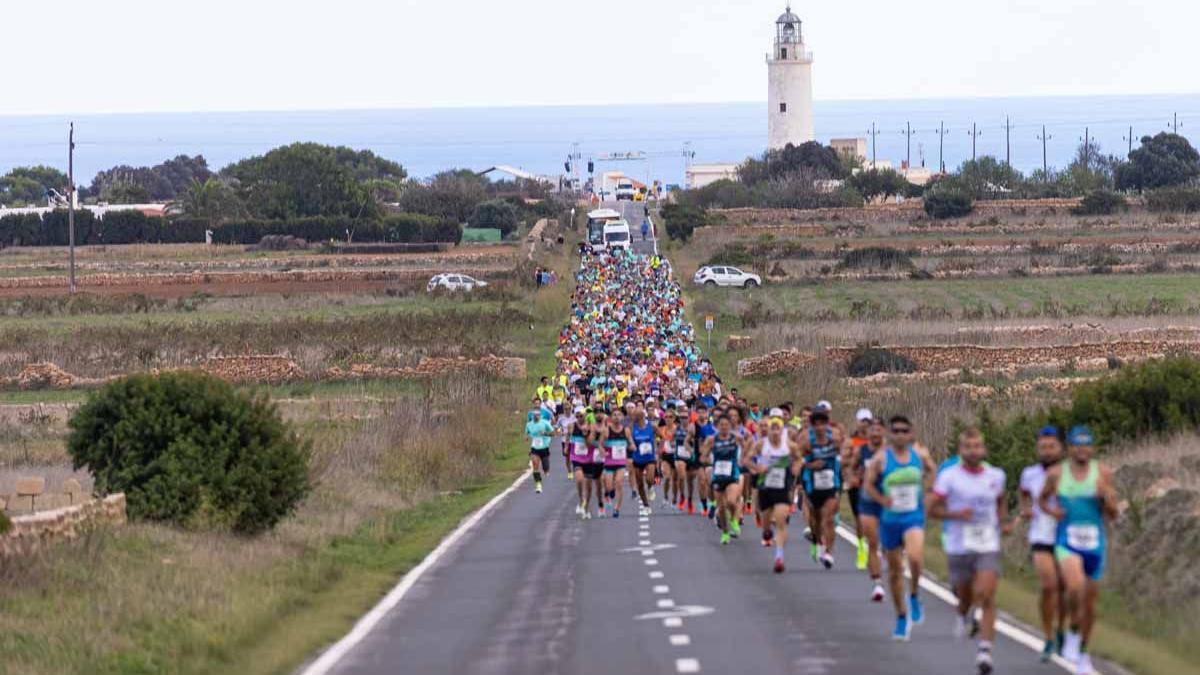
[929,427,1012,675]
[1018,426,1066,661]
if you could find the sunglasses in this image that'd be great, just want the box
[891,427,912,434]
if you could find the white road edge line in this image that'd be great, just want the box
[834,525,1079,674]
[300,469,532,675]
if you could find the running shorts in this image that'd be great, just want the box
[880,515,924,551]
[1055,544,1105,581]
[712,477,738,492]
[757,487,791,511]
[632,457,656,469]
[857,492,883,519]
[530,448,550,462]
[806,488,840,512]
[847,487,861,518]
[947,552,1001,587]
[581,464,604,480]
[1030,543,1055,556]
[604,465,624,474]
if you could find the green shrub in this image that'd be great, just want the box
[0,510,10,535]
[923,189,974,219]
[470,199,519,236]
[847,346,917,377]
[836,246,914,271]
[1072,190,1128,216]
[1145,186,1200,213]
[661,204,707,242]
[705,243,755,267]
[66,372,310,534]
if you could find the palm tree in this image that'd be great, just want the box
[169,177,243,229]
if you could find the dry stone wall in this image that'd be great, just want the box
[1,494,126,558]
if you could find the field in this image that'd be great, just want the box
[0,231,575,675]
[670,202,1200,675]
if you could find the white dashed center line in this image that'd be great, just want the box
[676,657,701,673]
[644,558,658,566]
[653,585,669,594]
[649,570,664,579]
[669,634,691,646]
[656,599,675,608]
[663,617,683,628]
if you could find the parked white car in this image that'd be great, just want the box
[693,265,761,288]
[427,273,489,292]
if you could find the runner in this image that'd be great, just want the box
[1039,425,1119,675]
[853,418,888,602]
[524,398,555,494]
[1019,426,1067,661]
[657,407,679,508]
[674,403,699,512]
[798,408,844,568]
[558,402,577,478]
[701,413,743,545]
[601,407,631,518]
[689,402,716,518]
[628,404,657,515]
[864,415,938,641]
[844,407,874,570]
[744,408,802,572]
[577,407,606,519]
[929,427,1012,674]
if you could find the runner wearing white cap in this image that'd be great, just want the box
[845,407,875,569]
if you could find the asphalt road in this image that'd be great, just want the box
[609,199,658,257]
[309,219,1067,675]
[316,472,1060,675]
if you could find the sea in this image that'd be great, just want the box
[0,94,1197,187]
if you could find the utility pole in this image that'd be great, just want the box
[901,121,916,170]
[1037,125,1051,178]
[68,122,76,295]
[1081,126,1090,171]
[1004,117,1013,167]
[1170,112,1180,134]
[1123,126,1135,156]
[934,121,949,173]
[967,122,982,161]
[868,122,880,167]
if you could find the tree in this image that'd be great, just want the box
[397,170,489,223]
[88,155,213,202]
[738,141,847,185]
[923,189,974,219]
[0,166,69,206]
[172,177,245,228]
[470,199,519,236]
[661,204,708,242]
[944,156,1023,198]
[1115,132,1200,191]
[848,168,909,202]
[222,143,373,219]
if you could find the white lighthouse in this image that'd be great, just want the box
[767,5,814,149]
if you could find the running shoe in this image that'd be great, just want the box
[613,509,620,519]
[1040,640,1055,663]
[820,551,834,569]
[871,583,885,602]
[1075,653,1093,675]
[598,506,606,518]
[744,503,752,515]
[773,557,785,574]
[576,503,584,516]
[909,594,924,626]
[567,473,573,481]
[720,531,731,546]
[810,542,819,562]
[649,488,657,502]
[855,538,868,570]
[970,615,981,639]
[729,517,741,538]
[954,615,969,640]
[892,615,911,642]
[976,648,994,675]
[687,500,695,515]
[754,512,762,528]
[1061,631,1082,663]
[535,481,543,494]
[582,511,592,520]
[707,505,716,520]
[803,526,814,542]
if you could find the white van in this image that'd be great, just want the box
[602,220,632,251]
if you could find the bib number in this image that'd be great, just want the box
[890,485,919,513]
[1067,524,1100,551]
[813,469,836,490]
[572,441,588,458]
[610,444,627,461]
[637,442,654,458]
[592,448,605,463]
[764,467,787,489]
[676,445,692,460]
[963,523,1000,553]
[714,460,733,477]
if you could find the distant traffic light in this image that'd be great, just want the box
[587,160,594,174]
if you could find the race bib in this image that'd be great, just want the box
[610,443,627,461]
[963,523,1000,553]
[813,469,836,490]
[1030,515,1057,544]
[572,441,589,458]
[764,467,787,489]
[890,485,919,513]
[532,437,550,450]
[637,442,655,458]
[714,460,733,477]
[1067,524,1100,551]
[676,445,692,460]
[592,448,605,463]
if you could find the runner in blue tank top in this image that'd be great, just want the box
[864,415,938,642]
[850,417,888,603]
[700,413,745,545]
[1038,426,1118,675]
[628,405,657,515]
[798,409,844,569]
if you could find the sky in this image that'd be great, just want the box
[3,0,1197,115]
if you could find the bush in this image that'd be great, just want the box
[470,199,519,236]
[1072,189,1128,216]
[1145,186,1200,213]
[66,372,310,534]
[836,246,914,271]
[923,189,974,219]
[847,346,917,377]
[661,204,707,242]
[212,214,460,245]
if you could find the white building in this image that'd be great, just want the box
[767,5,814,150]
[685,163,740,190]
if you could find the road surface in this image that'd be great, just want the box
[610,199,658,257]
[306,215,1067,675]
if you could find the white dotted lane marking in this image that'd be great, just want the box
[676,658,701,673]
[639,539,652,546]
[649,570,664,579]
[653,585,669,594]
[669,634,691,646]
[657,599,675,608]
[641,550,653,556]
[663,617,683,628]
[645,558,658,566]
[638,517,650,523]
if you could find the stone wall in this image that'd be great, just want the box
[1,494,127,558]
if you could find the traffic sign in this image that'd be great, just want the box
[704,315,714,332]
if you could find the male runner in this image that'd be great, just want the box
[629,405,657,515]
[929,427,1011,674]
[657,409,677,508]
[845,407,874,569]
[689,402,716,517]
[864,415,937,641]
[1019,426,1066,661]
[854,418,888,602]
[673,403,698,512]
[798,409,844,568]
[701,413,743,545]
[1039,426,1118,675]
[743,408,801,572]
[524,400,555,494]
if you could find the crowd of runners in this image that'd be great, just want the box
[524,245,1117,675]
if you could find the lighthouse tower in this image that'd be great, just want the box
[767,5,814,149]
